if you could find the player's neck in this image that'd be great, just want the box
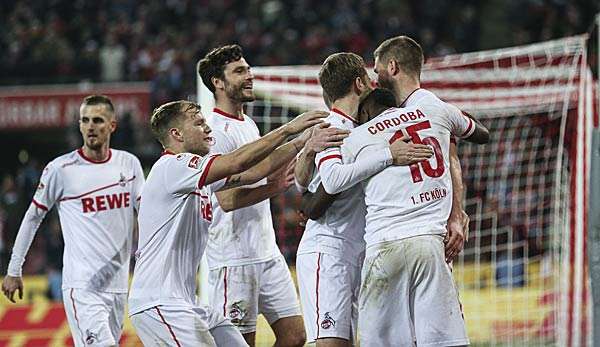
[394,79,420,106]
[331,98,359,120]
[162,142,185,155]
[81,144,110,162]
[214,98,244,120]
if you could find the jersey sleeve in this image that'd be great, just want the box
[163,154,222,195]
[445,102,475,139]
[131,156,146,211]
[6,162,61,277]
[312,118,349,172]
[32,161,64,211]
[314,146,343,173]
[318,143,393,195]
[342,128,386,161]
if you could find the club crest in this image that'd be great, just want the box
[321,312,336,329]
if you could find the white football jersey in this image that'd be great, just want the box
[128,151,226,315]
[205,108,280,269]
[30,149,144,292]
[343,89,475,247]
[297,109,366,263]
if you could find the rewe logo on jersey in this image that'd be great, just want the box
[81,192,131,213]
[200,198,212,222]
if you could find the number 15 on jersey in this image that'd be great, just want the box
[389,120,445,183]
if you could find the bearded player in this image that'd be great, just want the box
[197,44,309,346]
[2,95,145,347]
[374,35,473,263]
[294,53,434,347]
[315,39,490,345]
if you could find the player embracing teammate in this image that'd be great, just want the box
[294,52,435,347]
[298,36,489,346]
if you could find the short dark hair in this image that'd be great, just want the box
[197,44,244,94]
[82,95,115,113]
[374,36,424,79]
[150,100,199,146]
[318,52,367,103]
[358,88,397,120]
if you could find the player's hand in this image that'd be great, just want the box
[389,136,434,166]
[2,275,24,303]
[297,210,308,228]
[267,158,296,192]
[284,110,328,135]
[445,210,469,263]
[304,123,350,154]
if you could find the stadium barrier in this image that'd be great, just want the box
[0,82,150,130]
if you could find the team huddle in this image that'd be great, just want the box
[2,35,489,347]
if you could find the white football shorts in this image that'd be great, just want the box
[208,255,302,334]
[63,288,126,346]
[130,304,248,346]
[359,235,469,347]
[296,252,361,344]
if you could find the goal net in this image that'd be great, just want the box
[198,34,595,346]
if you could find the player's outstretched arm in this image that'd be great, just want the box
[462,112,489,144]
[294,124,350,191]
[213,139,300,211]
[320,139,434,195]
[447,105,489,144]
[300,135,431,219]
[204,110,327,187]
[215,123,348,211]
[300,184,338,220]
[2,202,49,303]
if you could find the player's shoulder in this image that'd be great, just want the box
[158,152,212,169]
[324,113,341,124]
[412,88,444,106]
[409,88,451,115]
[111,148,142,163]
[417,88,462,111]
[208,108,253,125]
[46,150,81,171]
[209,112,256,136]
[325,112,354,129]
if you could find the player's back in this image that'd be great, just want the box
[344,89,474,247]
[298,109,366,263]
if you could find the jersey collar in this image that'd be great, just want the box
[161,149,175,156]
[331,108,358,125]
[77,148,112,164]
[213,108,245,121]
[400,88,423,107]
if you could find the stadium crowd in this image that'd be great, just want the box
[0,0,598,300]
[1,0,597,102]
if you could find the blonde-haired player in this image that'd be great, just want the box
[128,100,325,346]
